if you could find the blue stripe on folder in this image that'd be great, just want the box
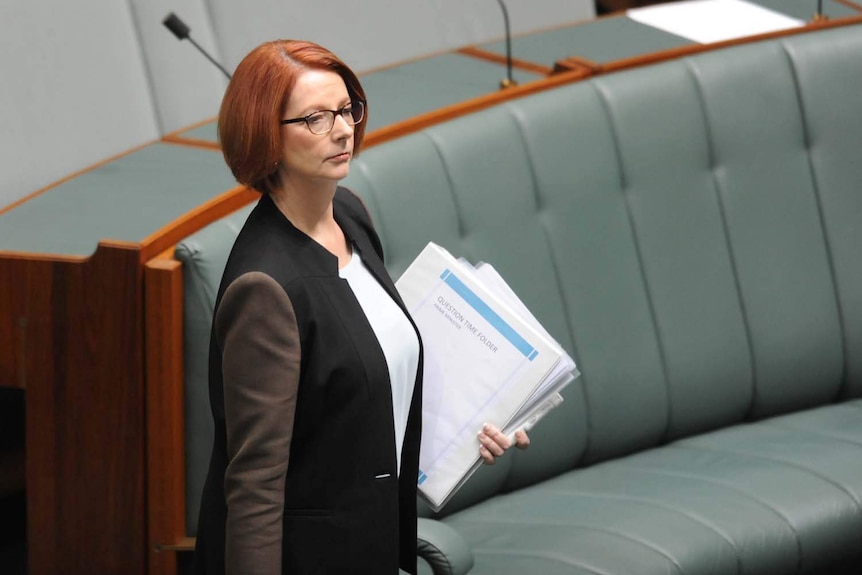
[418,470,428,485]
[440,269,537,360]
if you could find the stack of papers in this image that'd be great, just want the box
[396,242,579,511]
[628,0,804,44]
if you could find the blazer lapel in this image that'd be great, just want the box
[335,205,408,312]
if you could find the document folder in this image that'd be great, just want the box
[396,242,579,510]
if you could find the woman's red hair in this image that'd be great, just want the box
[218,40,367,194]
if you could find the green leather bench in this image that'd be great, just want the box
[175,23,862,574]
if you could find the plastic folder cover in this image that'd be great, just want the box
[396,242,577,510]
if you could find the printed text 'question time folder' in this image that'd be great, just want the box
[396,242,579,511]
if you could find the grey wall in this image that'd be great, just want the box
[0,0,594,209]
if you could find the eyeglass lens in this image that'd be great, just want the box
[307,102,365,134]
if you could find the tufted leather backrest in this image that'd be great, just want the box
[345,24,862,514]
[177,24,862,525]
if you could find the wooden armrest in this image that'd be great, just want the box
[155,536,196,552]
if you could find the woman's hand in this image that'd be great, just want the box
[477,423,530,465]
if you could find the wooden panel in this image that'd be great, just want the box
[158,536,196,552]
[0,260,28,389]
[0,244,147,575]
[144,257,186,575]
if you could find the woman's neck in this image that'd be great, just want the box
[270,181,351,265]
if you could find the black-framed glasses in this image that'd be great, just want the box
[280,101,366,135]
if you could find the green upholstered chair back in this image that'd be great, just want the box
[345,24,862,515]
[176,207,253,534]
[176,24,862,529]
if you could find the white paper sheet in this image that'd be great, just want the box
[396,242,578,510]
[473,261,578,408]
[628,0,804,44]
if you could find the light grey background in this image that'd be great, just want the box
[0,0,594,209]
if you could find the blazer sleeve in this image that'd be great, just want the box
[215,271,301,575]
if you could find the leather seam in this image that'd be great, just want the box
[505,100,592,467]
[591,79,673,442]
[779,39,849,398]
[673,443,862,507]
[462,516,683,575]
[684,58,759,421]
[614,458,804,571]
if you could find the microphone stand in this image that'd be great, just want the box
[495,0,517,89]
[162,13,232,80]
[812,0,828,22]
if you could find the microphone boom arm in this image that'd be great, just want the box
[187,36,232,80]
[495,0,516,88]
[162,12,232,80]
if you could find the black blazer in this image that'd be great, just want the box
[194,188,423,574]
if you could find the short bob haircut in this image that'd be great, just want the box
[218,40,367,195]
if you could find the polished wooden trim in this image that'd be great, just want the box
[161,133,221,151]
[162,115,218,140]
[155,537,196,552]
[101,239,146,251]
[140,185,258,263]
[552,56,603,75]
[0,239,142,263]
[0,250,88,263]
[160,114,220,150]
[145,257,186,575]
[456,46,554,76]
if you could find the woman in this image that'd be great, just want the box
[193,39,529,575]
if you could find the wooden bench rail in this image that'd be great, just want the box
[155,537,196,552]
[145,258,187,575]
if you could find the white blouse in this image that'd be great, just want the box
[339,248,420,475]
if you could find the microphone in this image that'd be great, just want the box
[162,13,232,80]
[495,0,517,89]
